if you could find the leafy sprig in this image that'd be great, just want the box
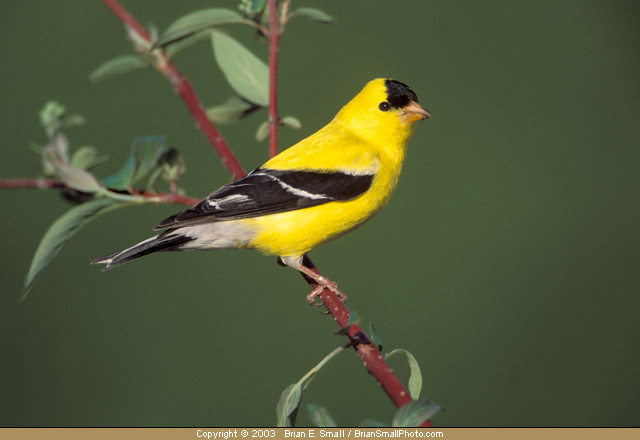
[21,101,192,297]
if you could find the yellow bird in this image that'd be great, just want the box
[92,78,430,304]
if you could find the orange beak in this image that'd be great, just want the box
[402,100,432,123]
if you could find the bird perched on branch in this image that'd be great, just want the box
[92,78,431,305]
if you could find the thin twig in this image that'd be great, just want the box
[0,178,65,189]
[1,178,199,206]
[267,0,280,158]
[135,189,199,206]
[100,0,151,40]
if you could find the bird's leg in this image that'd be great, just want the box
[295,264,347,306]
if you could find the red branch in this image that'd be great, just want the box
[100,0,151,40]
[101,0,431,426]
[267,0,280,158]
[0,178,65,189]
[175,80,245,179]
[101,0,246,180]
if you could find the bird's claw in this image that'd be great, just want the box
[305,276,347,307]
[306,285,325,307]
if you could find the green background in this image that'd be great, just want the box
[1,0,639,427]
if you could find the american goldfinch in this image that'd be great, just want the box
[92,78,430,304]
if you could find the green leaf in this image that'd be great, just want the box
[159,147,186,184]
[281,116,302,129]
[307,404,338,427]
[386,349,423,399]
[102,154,135,191]
[250,0,267,12]
[62,113,86,129]
[55,164,101,193]
[103,137,170,191]
[368,322,383,351]
[52,133,70,163]
[156,8,253,48]
[23,198,122,299]
[251,0,267,15]
[71,146,108,170]
[41,152,55,176]
[290,8,335,24]
[211,30,268,106]
[392,400,440,427]
[144,147,186,191]
[276,383,302,427]
[43,146,101,193]
[260,7,271,29]
[146,168,164,192]
[89,55,148,83]
[165,30,211,58]
[148,23,160,42]
[206,96,259,124]
[276,345,347,427]
[255,121,269,142]
[39,101,66,138]
[239,0,267,16]
[130,137,170,186]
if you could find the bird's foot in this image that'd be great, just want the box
[287,259,347,307]
[306,276,347,307]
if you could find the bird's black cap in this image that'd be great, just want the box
[385,79,419,109]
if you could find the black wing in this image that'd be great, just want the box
[154,168,374,230]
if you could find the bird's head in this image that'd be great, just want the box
[335,78,431,144]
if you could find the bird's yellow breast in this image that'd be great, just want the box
[243,173,396,258]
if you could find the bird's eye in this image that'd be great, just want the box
[378,101,391,112]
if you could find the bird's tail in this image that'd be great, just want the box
[91,232,194,271]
